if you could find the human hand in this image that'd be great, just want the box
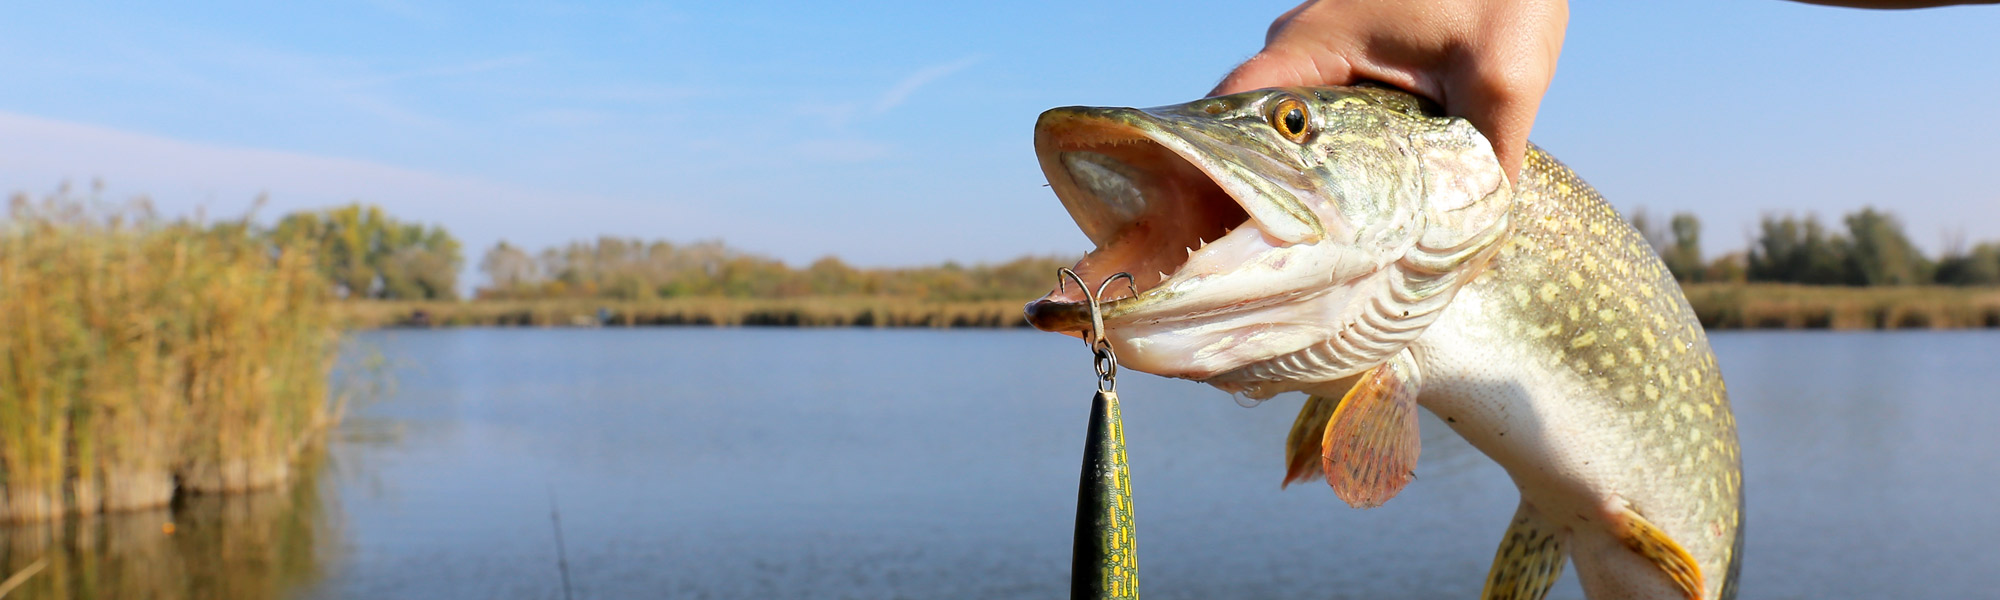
[1212,0,1569,183]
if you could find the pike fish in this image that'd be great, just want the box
[1024,86,1742,600]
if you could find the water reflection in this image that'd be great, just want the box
[0,449,332,600]
[7,329,1996,599]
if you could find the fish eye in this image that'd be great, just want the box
[1269,98,1310,142]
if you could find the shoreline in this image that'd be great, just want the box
[338,284,2000,331]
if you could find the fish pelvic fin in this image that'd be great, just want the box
[1282,393,1337,488]
[1611,502,1704,600]
[1319,348,1423,509]
[1281,373,1359,488]
[1481,501,1569,600]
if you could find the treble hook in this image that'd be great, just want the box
[1057,268,1136,391]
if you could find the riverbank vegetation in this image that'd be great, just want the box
[1683,283,2000,329]
[339,297,1033,329]
[476,237,1068,302]
[5,185,1986,530]
[6,190,1991,523]
[335,284,2000,331]
[350,205,1997,331]
[1628,206,2000,287]
[0,190,345,523]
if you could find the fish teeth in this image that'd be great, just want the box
[1159,271,1170,282]
[1198,237,1206,247]
[1185,246,1194,257]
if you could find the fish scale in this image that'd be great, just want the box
[1420,147,1741,600]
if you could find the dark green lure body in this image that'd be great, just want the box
[1071,389,1137,600]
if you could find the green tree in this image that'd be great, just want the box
[1704,252,1748,283]
[1935,242,2000,285]
[272,203,461,300]
[1661,212,1704,282]
[1840,207,1929,286]
[1627,208,1704,282]
[1747,213,1847,284]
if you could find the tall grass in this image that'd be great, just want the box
[0,192,341,523]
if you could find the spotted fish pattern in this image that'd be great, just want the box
[1421,147,1743,600]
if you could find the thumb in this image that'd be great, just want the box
[1210,49,1352,97]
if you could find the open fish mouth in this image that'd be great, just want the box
[1024,107,1274,335]
[1020,87,1513,388]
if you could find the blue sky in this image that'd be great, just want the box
[2,1,1995,275]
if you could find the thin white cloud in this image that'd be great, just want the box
[0,110,705,267]
[871,55,982,115]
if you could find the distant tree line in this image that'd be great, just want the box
[273,203,462,300]
[264,200,1995,304]
[1628,206,2000,286]
[477,236,1072,302]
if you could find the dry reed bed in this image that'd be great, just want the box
[1682,283,2000,330]
[0,199,341,523]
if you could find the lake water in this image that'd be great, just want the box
[4,329,1998,599]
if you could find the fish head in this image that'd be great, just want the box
[1026,86,1512,394]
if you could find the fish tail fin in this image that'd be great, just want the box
[1609,503,1704,600]
[1481,500,1569,600]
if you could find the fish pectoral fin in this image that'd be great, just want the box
[1481,501,1568,600]
[1281,373,1360,488]
[1609,502,1704,600]
[1319,348,1423,509]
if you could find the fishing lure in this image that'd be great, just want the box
[1062,267,1140,600]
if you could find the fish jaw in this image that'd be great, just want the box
[1025,87,1509,384]
[1024,96,1393,379]
[1086,236,1392,379]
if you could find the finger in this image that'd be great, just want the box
[1450,0,1566,183]
[1446,76,1539,184]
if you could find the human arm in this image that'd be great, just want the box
[1792,0,1994,7]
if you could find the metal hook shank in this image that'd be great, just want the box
[1055,268,1136,352]
[1057,267,1135,392]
